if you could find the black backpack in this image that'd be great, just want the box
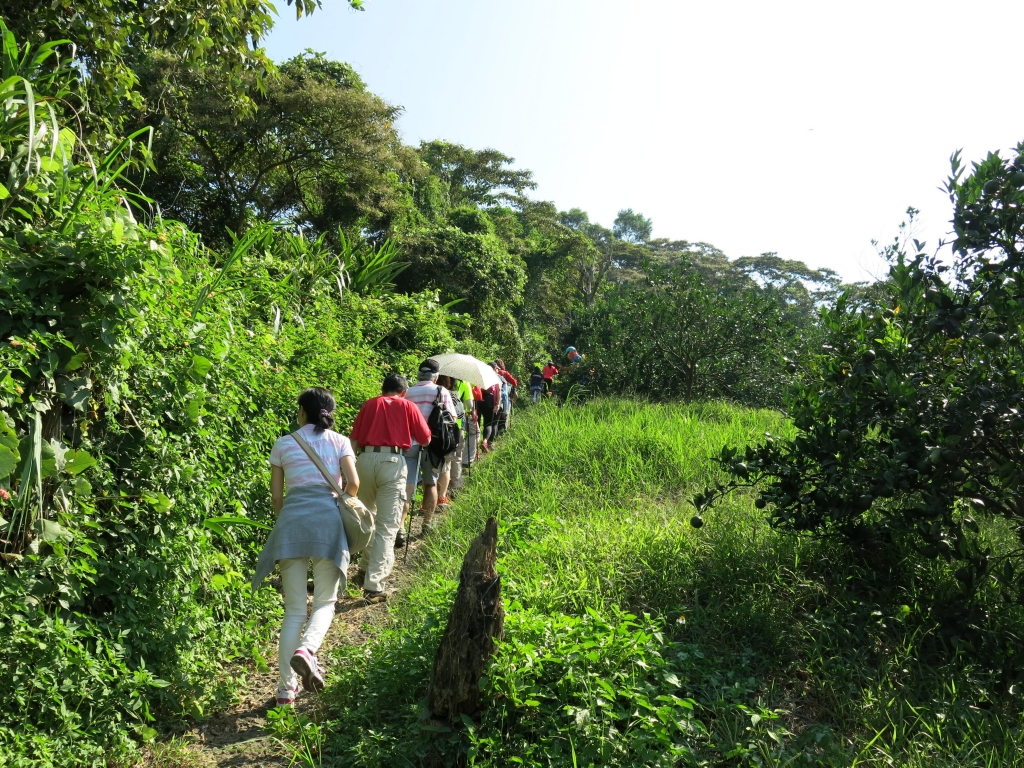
[427,386,460,466]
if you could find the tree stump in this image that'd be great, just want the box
[428,516,504,721]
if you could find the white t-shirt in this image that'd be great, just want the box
[404,381,458,446]
[269,424,354,488]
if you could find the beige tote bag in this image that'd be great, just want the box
[290,431,375,554]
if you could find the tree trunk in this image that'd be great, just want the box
[428,516,504,722]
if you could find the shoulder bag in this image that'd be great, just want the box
[290,431,375,554]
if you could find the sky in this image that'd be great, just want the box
[266,0,1024,282]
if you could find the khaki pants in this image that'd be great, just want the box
[356,450,408,593]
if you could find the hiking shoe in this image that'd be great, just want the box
[363,589,388,604]
[289,648,324,693]
[395,529,405,549]
[437,496,452,507]
[276,686,299,707]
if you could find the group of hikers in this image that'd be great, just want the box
[250,355,552,706]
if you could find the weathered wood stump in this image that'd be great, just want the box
[428,516,504,721]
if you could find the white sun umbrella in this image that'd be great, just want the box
[429,353,502,389]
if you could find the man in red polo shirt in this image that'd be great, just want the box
[349,373,431,601]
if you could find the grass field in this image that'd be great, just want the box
[312,399,1024,767]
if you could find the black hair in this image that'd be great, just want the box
[297,387,335,433]
[533,365,542,374]
[383,373,408,394]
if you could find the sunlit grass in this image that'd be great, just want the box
[319,399,1024,767]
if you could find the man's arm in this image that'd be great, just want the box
[409,402,432,445]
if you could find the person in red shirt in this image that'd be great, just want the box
[542,360,559,394]
[349,373,431,601]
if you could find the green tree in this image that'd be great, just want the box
[613,207,652,243]
[1,0,364,128]
[418,140,536,209]
[139,51,418,245]
[697,145,1024,604]
[572,261,788,405]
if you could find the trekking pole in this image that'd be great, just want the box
[403,506,413,563]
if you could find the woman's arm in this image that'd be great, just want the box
[340,454,359,496]
[271,464,285,515]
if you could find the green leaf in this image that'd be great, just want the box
[58,376,92,411]
[0,183,8,199]
[191,355,214,378]
[64,449,97,475]
[33,517,72,542]
[73,477,92,495]
[64,352,89,371]
[143,492,174,514]
[0,445,17,479]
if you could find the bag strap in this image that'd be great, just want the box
[291,431,345,498]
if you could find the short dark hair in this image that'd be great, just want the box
[297,387,335,433]
[495,359,505,369]
[383,373,408,394]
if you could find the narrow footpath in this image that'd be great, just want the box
[143,513,435,767]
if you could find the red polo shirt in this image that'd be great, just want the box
[350,395,431,450]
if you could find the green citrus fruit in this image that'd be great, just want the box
[690,515,704,529]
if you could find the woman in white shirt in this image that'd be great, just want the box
[252,387,359,706]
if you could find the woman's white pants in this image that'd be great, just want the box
[278,556,341,691]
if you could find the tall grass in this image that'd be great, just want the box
[319,399,1024,767]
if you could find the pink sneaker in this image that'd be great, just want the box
[276,686,299,707]
[289,647,324,693]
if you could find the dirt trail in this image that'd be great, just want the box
[145,512,436,767]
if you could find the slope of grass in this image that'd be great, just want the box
[318,399,1024,767]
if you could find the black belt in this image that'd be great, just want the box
[360,446,406,455]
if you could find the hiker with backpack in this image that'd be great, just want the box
[251,387,362,707]
[403,359,460,533]
[478,376,501,453]
[493,360,518,437]
[451,377,474,488]
[529,365,545,403]
[434,375,465,507]
[348,373,431,602]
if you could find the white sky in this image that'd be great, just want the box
[266,0,1024,282]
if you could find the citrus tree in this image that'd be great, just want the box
[696,145,1024,602]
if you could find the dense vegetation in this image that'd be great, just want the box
[3,1,1024,765]
[317,401,1024,766]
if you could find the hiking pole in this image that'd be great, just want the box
[403,512,411,565]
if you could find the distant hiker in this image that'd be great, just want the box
[529,365,544,403]
[404,359,459,532]
[467,383,483,461]
[478,373,501,453]
[448,378,471,493]
[494,359,518,436]
[252,387,360,707]
[435,375,465,506]
[542,360,559,394]
[349,373,431,602]
[566,346,585,366]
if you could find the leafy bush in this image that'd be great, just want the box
[0,25,460,765]
[697,148,1024,613]
[570,261,793,407]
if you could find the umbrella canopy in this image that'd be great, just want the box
[429,353,501,389]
